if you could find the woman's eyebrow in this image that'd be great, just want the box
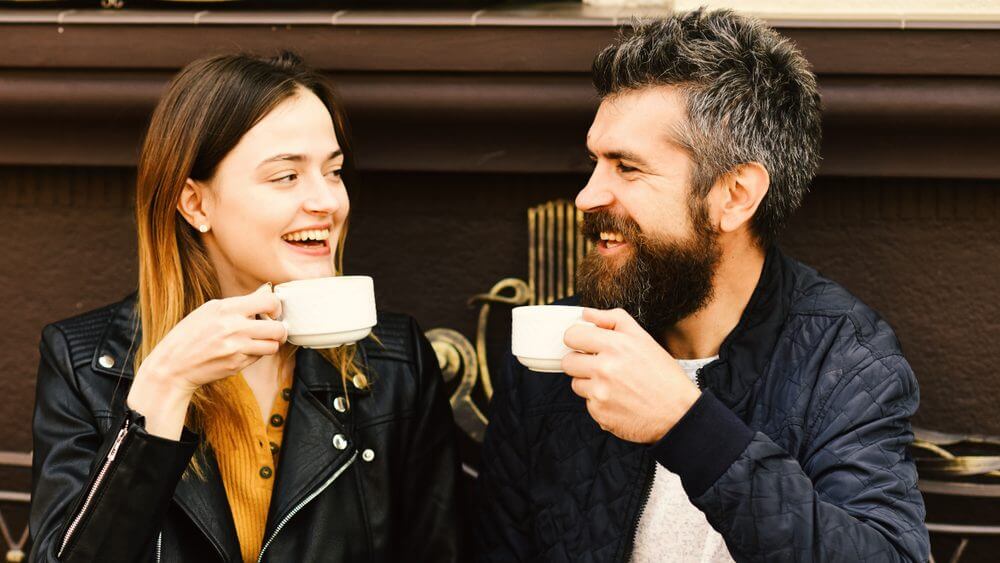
[257,149,343,168]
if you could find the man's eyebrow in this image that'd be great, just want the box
[257,149,343,168]
[595,149,650,169]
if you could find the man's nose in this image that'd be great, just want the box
[575,166,615,212]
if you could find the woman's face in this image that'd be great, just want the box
[190,88,350,296]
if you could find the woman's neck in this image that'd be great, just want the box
[241,347,295,424]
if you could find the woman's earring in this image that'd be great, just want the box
[198,224,210,233]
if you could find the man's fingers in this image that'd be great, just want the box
[561,351,597,378]
[582,307,642,335]
[569,373,593,399]
[563,323,615,355]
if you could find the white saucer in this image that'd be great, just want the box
[288,326,373,349]
[515,356,565,373]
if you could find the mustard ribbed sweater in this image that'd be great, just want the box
[205,373,291,563]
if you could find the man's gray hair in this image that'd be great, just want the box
[592,9,822,246]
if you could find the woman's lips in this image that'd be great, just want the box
[282,238,331,256]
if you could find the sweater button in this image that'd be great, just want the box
[333,396,348,413]
[98,354,115,369]
[281,388,292,401]
[269,414,284,428]
[332,434,348,450]
[269,441,279,455]
[361,448,375,462]
[259,466,273,479]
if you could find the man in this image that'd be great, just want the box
[476,10,929,563]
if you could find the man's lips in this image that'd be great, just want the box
[596,238,629,255]
[595,230,630,255]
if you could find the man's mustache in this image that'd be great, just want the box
[580,210,642,242]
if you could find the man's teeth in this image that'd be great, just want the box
[599,231,625,243]
[282,228,330,242]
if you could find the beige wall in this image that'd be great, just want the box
[587,0,1000,18]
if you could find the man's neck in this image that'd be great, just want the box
[662,241,766,360]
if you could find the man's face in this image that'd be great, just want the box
[576,87,721,338]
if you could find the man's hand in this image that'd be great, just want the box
[562,308,702,444]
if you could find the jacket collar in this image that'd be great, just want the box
[699,245,792,418]
[91,293,140,379]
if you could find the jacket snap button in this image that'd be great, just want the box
[333,396,348,413]
[332,434,348,450]
[361,449,375,462]
[98,354,115,369]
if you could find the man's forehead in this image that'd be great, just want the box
[587,86,688,155]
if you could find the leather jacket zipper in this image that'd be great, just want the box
[256,450,358,563]
[58,417,132,558]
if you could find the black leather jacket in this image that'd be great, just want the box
[29,294,462,562]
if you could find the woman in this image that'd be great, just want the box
[29,53,461,562]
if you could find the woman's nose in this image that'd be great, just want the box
[302,174,341,215]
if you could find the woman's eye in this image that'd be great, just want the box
[272,173,298,184]
[326,169,343,179]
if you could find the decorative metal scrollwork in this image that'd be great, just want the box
[427,199,589,443]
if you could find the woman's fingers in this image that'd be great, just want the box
[226,284,282,318]
[241,338,281,358]
[242,318,288,343]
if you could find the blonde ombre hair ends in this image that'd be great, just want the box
[134,52,365,450]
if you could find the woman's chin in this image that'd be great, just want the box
[273,265,336,284]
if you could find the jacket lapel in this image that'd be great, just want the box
[265,348,360,536]
[172,449,243,562]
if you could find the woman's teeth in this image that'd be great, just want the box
[282,228,330,242]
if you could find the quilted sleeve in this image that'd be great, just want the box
[653,353,929,562]
[474,354,534,562]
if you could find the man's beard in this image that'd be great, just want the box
[576,200,721,338]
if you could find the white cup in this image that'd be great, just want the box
[270,276,377,349]
[511,305,593,373]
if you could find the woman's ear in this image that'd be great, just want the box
[177,178,211,232]
[718,162,769,234]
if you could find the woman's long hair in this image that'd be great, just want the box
[134,52,365,446]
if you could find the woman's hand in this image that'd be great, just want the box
[127,284,287,439]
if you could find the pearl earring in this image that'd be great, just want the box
[198,224,210,233]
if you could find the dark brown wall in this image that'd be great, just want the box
[3,166,999,561]
[4,166,998,450]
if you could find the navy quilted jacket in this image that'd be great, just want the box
[476,247,929,562]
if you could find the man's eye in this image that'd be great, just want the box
[617,163,638,173]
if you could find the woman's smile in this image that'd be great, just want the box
[280,224,332,257]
